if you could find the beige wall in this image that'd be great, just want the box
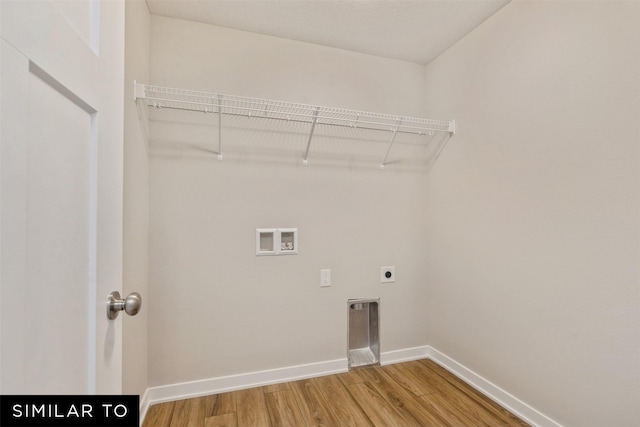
[138,3,639,423]
[147,16,433,386]
[423,1,640,425]
[123,0,150,397]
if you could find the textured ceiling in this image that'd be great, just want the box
[146,0,511,64]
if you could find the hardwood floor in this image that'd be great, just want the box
[143,359,529,426]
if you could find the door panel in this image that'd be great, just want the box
[0,0,124,394]
[23,67,94,394]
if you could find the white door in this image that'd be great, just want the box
[0,0,124,394]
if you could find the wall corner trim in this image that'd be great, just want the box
[426,346,562,427]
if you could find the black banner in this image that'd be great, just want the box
[0,395,139,427]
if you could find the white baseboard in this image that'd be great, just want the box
[426,346,561,427]
[138,388,150,427]
[142,346,431,412]
[380,345,430,365]
[140,345,560,427]
[144,357,348,408]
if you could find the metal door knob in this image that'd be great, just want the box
[107,291,142,320]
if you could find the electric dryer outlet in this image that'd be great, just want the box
[381,266,395,283]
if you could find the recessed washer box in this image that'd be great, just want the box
[256,228,298,256]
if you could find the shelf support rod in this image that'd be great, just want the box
[302,107,320,165]
[380,119,402,169]
[217,94,223,160]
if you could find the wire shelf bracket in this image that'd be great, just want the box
[302,107,320,165]
[134,82,456,168]
[216,94,223,160]
[380,119,403,169]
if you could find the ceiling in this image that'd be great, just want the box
[146,0,511,65]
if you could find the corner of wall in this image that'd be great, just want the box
[421,1,640,425]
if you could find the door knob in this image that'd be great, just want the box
[107,291,142,320]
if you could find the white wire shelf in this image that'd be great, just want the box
[134,82,455,168]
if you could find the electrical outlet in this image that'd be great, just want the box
[381,266,395,283]
[320,269,331,287]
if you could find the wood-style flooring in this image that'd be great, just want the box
[143,359,529,427]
